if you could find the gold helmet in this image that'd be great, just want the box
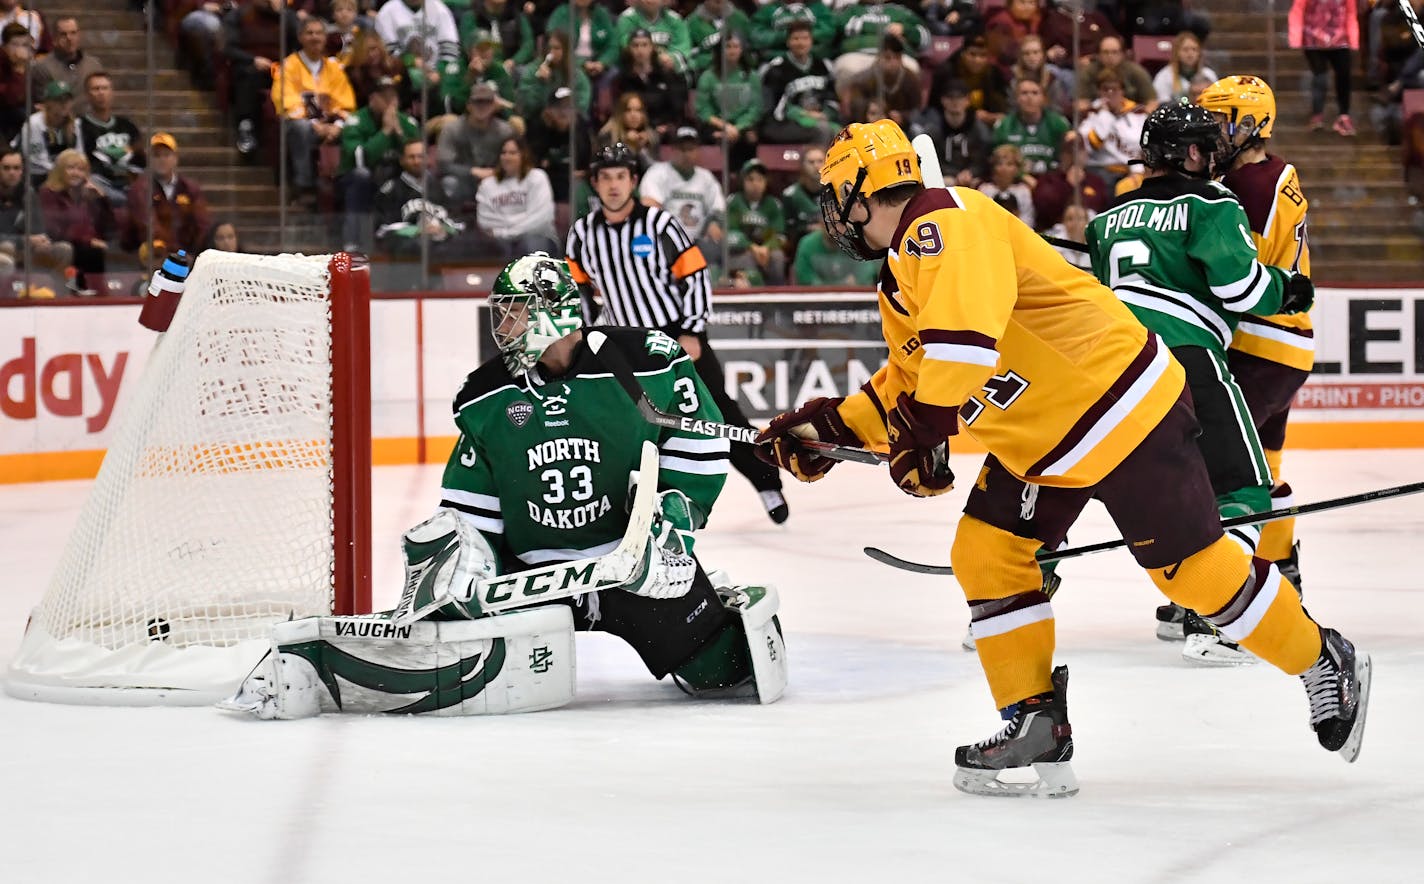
[819,120,922,260]
[1197,75,1276,141]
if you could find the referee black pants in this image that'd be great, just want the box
[682,331,783,494]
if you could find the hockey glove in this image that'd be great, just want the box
[886,392,956,498]
[1280,272,1314,315]
[622,490,698,599]
[754,396,859,483]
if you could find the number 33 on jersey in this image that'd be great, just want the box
[835,186,1186,489]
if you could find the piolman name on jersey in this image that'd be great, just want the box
[1100,202,1190,238]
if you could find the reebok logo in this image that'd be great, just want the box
[1,337,128,433]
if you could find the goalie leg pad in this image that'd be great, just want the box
[670,581,787,703]
[219,606,575,718]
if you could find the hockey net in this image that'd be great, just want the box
[4,252,371,705]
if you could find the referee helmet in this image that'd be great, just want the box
[590,142,644,178]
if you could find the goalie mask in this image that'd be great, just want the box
[490,253,583,375]
[819,120,922,261]
[1140,99,1228,179]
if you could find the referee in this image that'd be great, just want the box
[566,143,789,524]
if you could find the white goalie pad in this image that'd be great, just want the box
[713,576,787,705]
[217,606,575,719]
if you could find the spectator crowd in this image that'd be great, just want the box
[6,0,1424,292]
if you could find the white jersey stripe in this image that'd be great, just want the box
[921,342,1000,367]
[971,603,1054,640]
[1037,336,1172,478]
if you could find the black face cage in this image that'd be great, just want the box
[819,168,885,261]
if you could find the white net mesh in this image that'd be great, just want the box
[6,252,345,702]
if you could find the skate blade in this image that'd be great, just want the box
[961,629,976,652]
[1156,622,1185,642]
[1182,634,1258,666]
[953,762,1079,799]
[1337,653,1372,763]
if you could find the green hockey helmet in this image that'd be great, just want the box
[489,252,583,374]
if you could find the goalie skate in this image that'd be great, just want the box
[954,666,1078,799]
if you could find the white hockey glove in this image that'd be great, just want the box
[621,489,698,599]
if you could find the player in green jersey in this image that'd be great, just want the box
[1085,101,1314,665]
[223,253,787,719]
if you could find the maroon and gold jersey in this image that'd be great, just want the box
[836,187,1186,489]
[1222,154,1313,371]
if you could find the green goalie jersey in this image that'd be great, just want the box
[1086,175,1291,352]
[439,327,729,567]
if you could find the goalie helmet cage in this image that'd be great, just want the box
[3,252,372,706]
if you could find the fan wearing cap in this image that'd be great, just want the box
[724,158,786,286]
[614,27,688,141]
[523,84,594,204]
[639,126,725,263]
[122,132,212,267]
[910,75,993,187]
[436,79,516,205]
[339,75,420,252]
[439,28,517,117]
[455,0,535,75]
[941,31,1011,126]
[15,80,78,186]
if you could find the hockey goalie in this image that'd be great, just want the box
[221,253,786,718]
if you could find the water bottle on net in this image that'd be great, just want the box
[139,250,192,332]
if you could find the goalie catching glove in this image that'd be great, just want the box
[886,392,956,497]
[621,489,698,599]
[754,396,861,482]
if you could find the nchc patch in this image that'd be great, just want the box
[506,400,534,428]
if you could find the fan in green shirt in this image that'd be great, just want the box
[749,2,836,64]
[693,32,762,167]
[616,0,693,75]
[686,0,753,76]
[992,79,1073,176]
[514,31,593,120]
[725,158,787,286]
[793,221,879,286]
[545,0,621,78]
[439,29,517,117]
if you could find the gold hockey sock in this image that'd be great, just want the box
[953,516,1055,709]
[1148,536,1322,675]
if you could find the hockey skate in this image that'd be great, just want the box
[1181,610,1257,666]
[954,666,1078,799]
[1300,628,1372,762]
[1156,602,1186,641]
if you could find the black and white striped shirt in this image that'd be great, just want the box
[565,203,713,335]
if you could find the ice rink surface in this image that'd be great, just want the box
[2,450,1422,883]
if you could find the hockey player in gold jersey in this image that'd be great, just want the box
[1198,75,1312,592]
[754,119,1371,797]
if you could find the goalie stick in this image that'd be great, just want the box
[584,329,887,465]
[393,440,661,624]
[864,479,1424,576]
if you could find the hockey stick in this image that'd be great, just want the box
[584,329,887,465]
[393,440,661,624]
[915,133,1092,256]
[1401,0,1424,51]
[864,479,1424,576]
